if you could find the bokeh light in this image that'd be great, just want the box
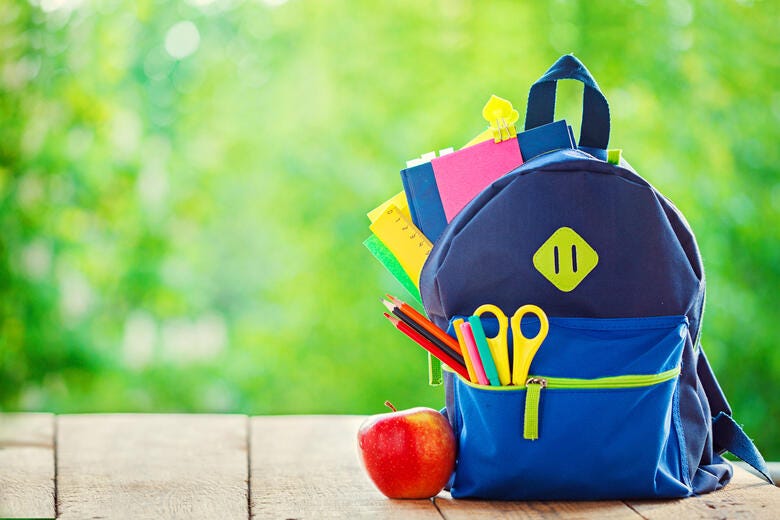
[0,0,778,460]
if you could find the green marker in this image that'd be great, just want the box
[468,316,501,386]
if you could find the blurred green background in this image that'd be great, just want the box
[1,0,778,457]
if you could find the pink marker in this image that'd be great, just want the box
[459,321,490,386]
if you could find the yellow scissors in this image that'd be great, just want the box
[473,304,549,386]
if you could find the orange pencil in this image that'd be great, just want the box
[452,318,478,383]
[385,294,462,356]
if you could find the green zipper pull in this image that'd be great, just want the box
[428,355,442,386]
[524,377,547,440]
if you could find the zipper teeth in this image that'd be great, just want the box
[542,367,681,389]
[455,367,680,391]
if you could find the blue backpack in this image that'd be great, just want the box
[419,55,773,500]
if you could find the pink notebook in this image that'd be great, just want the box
[431,138,523,222]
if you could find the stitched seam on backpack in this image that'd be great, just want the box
[673,366,692,488]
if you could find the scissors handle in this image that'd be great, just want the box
[473,304,511,386]
[510,305,549,386]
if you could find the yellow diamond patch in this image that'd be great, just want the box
[533,227,598,292]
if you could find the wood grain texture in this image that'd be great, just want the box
[249,415,441,519]
[1,413,777,520]
[0,413,55,519]
[435,492,640,519]
[625,465,780,519]
[57,414,248,520]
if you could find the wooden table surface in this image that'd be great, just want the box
[0,413,777,519]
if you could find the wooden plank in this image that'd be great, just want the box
[57,414,248,520]
[435,492,641,519]
[625,465,780,519]
[249,415,441,519]
[0,413,56,519]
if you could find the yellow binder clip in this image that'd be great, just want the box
[463,95,521,148]
[483,94,519,143]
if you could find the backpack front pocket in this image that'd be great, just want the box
[446,315,692,500]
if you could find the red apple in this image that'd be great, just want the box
[357,401,456,499]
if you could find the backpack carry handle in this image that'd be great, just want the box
[525,54,611,150]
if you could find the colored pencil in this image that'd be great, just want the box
[468,316,501,386]
[452,318,478,383]
[385,294,462,356]
[382,300,465,366]
[384,313,470,380]
[459,321,490,385]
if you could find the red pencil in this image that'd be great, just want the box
[384,313,470,380]
[385,294,462,356]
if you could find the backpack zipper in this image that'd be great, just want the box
[522,367,681,440]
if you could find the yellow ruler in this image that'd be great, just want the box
[367,190,411,223]
[369,204,433,286]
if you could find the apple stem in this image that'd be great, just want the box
[384,400,397,412]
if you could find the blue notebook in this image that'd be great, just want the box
[517,119,575,161]
[400,161,448,243]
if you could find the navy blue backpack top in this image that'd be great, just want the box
[419,55,773,500]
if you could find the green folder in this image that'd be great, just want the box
[364,234,441,385]
[363,234,422,306]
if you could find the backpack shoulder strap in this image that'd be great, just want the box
[699,349,774,484]
[712,412,774,484]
